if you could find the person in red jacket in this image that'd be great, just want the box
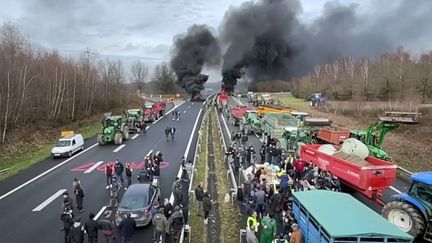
[105,163,113,189]
[293,158,305,182]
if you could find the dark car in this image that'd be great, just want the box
[115,183,160,227]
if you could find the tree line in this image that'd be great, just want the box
[292,47,432,103]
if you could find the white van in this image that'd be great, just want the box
[51,131,84,158]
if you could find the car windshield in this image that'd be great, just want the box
[56,140,71,147]
[119,195,148,210]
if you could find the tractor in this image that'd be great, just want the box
[239,110,262,135]
[382,172,432,241]
[125,109,144,133]
[97,115,129,145]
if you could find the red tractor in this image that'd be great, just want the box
[143,100,166,122]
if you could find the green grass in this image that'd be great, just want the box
[0,122,102,181]
[277,96,310,110]
[189,112,209,243]
[210,111,241,243]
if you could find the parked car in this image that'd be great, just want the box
[115,182,160,227]
[51,131,84,158]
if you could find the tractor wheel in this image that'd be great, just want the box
[382,201,425,237]
[123,126,129,140]
[97,134,105,146]
[68,151,72,157]
[114,133,123,145]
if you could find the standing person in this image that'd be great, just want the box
[153,161,160,180]
[105,163,113,189]
[70,218,86,243]
[269,190,283,222]
[62,192,75,213]
[246,211,259,234]
[142,122,147,134]
[202,192,212,225]
[169,206,184,243]
[293,158,305,182]
[185,160,193,181]
[173,181,183,207]
[260,145,266,164]
[194,183,204,216]
[109,176,121,208]
[290,223,302,243]
[152,208,169,243]
[74,182,85,213]
[260,213,277,243]
[125,163,133,190]
[84,213,99,243]
[171,178,180,194]
[236,184,245,215]
[119,213,136,243]
[98,211,116,243]
[163,198,173,220]
[114,159,125,184]
[255,186,266,219]
[60,207,74,243]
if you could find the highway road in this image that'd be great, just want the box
[0,100,205,243]
[217,96,412,213]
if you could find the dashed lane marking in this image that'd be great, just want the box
[84,161,104,174]
[32,189,67,212]
[113,144,126,153]
[131,134,140,140]
[94,206,108,220]
[390,186,402,194]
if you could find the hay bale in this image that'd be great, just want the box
[333,151,371,166]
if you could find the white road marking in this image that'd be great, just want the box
[32,189,67,212]
[188,106,191,109]
[255,133,264,143]
[221,115,232,140]
[94,206,108,220]
[390,186,402,194]
[0,143,98,201]
[113,144,126,153]
[145,149,153,157]
[131,134,140,140]
[84,161,104,174]
[169,106,203,204]
[146,126,150,130]
[183,110,186,113]
[232,96,244,106]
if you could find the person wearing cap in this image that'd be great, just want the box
[152,207,169,242]
[125,163,133,190]
[114,159,125,184]
[60,206,74,243]
[98,211,116,243]
[105,163,113,189]
[74,181,85,213]
[290,223,302,243]
[62,192,75,213]
[84,213,99,243]
[118,212,136,243]
[70,217,86,243]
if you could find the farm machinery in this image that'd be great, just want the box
[299,143,432,241]
[229,105,254,126]
[97,115,129,145]
[239,110,262,135]
[216,89,229,112]
[125,109,144,133]
[143,100,166,122]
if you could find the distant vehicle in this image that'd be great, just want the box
[51,131,84,158]
[115,182,160,227]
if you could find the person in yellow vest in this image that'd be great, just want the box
[246,211,259,243]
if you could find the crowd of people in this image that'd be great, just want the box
[226,130,342,243]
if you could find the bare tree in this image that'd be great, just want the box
[131,60,148,96]
[152,62,176,94]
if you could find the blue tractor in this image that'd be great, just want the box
[382,172,432,241]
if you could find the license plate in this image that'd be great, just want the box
[55,154,60,156]
[130,213,138,218]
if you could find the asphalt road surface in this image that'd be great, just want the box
[218,96,412,213]
[0,100,205,243]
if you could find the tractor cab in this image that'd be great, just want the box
[409,172,432,210]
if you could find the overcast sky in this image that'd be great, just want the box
[1,0,429,81]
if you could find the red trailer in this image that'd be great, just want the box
[143,100,166,122]
[316,128,351,145]
[299,144,398,204]
[229,106,254,126]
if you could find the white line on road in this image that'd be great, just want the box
[390,186,402,194]
[183,110,186,113]
[232,96,244,106]
[0,143,98,201]
[221,115,232,140]
[84,161,104,174]
[94,206,108,220]
[131,134,140,140]
[32,189,67,212]
[188,106,191,109]
[255,133,264,143]
[170,107,203,204]
[145,149,153,158]
[113,144,126,153]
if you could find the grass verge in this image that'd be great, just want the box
[210,111,241,243]
[188,111,209,243]
[0,121,102,181]
[276,96,310,110]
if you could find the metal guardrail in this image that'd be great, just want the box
[0,168,10,175]
[398,166,413,176]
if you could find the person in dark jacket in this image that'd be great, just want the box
[125,163,132,190]
[152,208,169,242]
[202,192,212,225]
[105,163,113,189]
[279,173,290,193]
[62,192,75,213]
[119,213,136,243]
[98,211,116,243]
[173,181,183,207]
[114,159,125,184]
[163,197,173,219]
[269,190,283,222]
[169,206,184,243]
[194,183,204,216]
[153,161,160,180]
[260,145,266,163]
[237,184,245,215]
[74,183,85,213]
[70,217,86,243]
[61,207,74,243]
[84,213,98,243]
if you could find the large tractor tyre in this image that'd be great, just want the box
[382,201,425,237]
[123,126,129,140]
[114,133,123,145]
[97,134,105,146]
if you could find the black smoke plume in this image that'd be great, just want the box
[170,25,221,95]
[219,0,432,92]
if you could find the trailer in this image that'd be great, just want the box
[256,104,296,117]
[316,127,351,145]
[299,144,398,203]
[262,112,302,149]
[292,190,413,243]
[229,106,254,126]
[143,100,166,122]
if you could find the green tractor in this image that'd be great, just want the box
[239,110,262,135]
[125,109,144,133]
[97,115,129,145]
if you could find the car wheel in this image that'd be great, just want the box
[80,146,84,151]
[68,151,72,157]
